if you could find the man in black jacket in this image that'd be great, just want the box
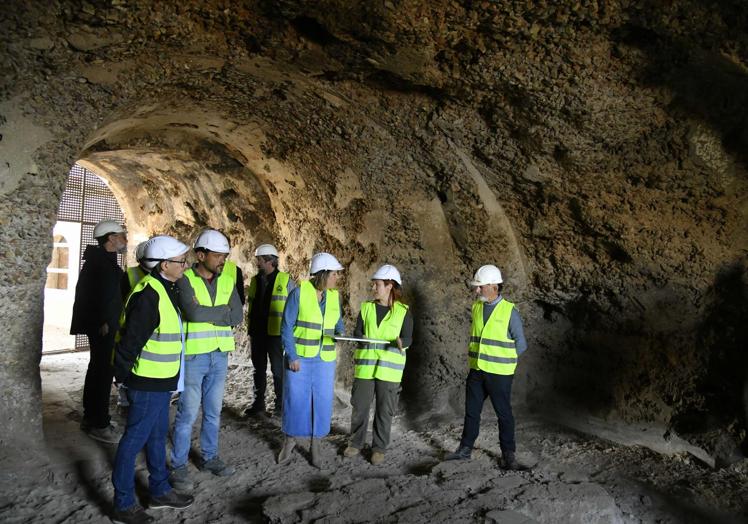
[70,219,127,443]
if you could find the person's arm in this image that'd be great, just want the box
[227,284,243,327]
[398,309,414,348]
[334,299,345,335]
[235,267,245,306]
[509,307,527,356]
[113,287,160,383]
[177,276,231,324]
[281,286,300,361]
[353,311,364,338]
[120,272,132,302]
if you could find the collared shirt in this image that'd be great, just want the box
[482,295,527,356]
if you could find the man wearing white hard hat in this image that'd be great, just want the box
[170,229,244,490]
[111,235,194,522]
[344,264,414,465]
[444,264,527,470]
[70,219,128,444]
[277,252,345,468]
[245,243,296,417]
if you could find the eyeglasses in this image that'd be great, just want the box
[166,259,188,266]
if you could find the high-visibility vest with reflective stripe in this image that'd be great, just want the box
[293,280,339,362]
[183,260,237,355]
[120,275,183,379]
[247,271,290,336]
[468,299,517,375]
[126,265,147,293]
[354,301,409,383]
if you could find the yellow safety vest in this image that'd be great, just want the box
[354,301,409,383]
[468,299,517,375]
[293,280,339,362]
[125,266,147,293]
[118,274,183,378]
[247,271,290,336]
[183,260,237,355]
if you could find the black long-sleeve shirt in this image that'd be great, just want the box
[353,302,414,348]
[113,270,181,392]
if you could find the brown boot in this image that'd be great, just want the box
[343,445,360,458]
[370,451,385,465]
[278,437,296,465]
[310,438,322,468]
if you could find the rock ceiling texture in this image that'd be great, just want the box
[1,0,747,464]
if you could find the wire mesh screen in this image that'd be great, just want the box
[57,164,126,350]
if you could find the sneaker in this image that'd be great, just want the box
[149,489,194,509]
[343,445,360,458]
[85,424,120,444]
[198,457,235,476]
[111,505,154,524]
[371,451,385,465]
[444,445,472,461]
[169,465,194,491]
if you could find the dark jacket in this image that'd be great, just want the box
[113,269,181,392]
[70,245,124,335]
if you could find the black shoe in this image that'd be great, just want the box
[111,505,154,524]
[444,446,472,461]
[149,490,194,509]
[244,404,266,418]
[198,456,236,476]
[501,451,521,470]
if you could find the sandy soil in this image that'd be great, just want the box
[1,352,745,524]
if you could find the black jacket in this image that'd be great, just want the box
[70,245,123,335]
[113,270,181,392]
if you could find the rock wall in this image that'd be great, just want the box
[1,1,746,459]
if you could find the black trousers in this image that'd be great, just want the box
[250,335,283,409]
[82,330,115,428]
[459,369,515,454]
[349,378,400,452]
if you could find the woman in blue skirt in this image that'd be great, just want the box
[278,252,345,467]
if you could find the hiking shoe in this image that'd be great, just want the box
[111,505,154,524]
[343,445,360,458]
[85,424,120,444]
[444,445,472,461]
[198,457,235,476]
[149,489,194,509]
[168,465,194,491]
[371,451,385,465]
[278,437,296,465]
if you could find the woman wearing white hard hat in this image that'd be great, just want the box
[112,235,194,521]
[343,264,413,465]
[277,252,345,468]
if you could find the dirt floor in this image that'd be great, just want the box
[1,352,745,524]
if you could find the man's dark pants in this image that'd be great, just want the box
[250,335,283,410]
[459,368,515,454]
[82,330,115,428]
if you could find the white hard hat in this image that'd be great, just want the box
[194,229,230,253]
[310,252,343,274]
[255,243,279,257]
[93,219,125,239]
[144,235,189,268]
[371,264,402,286]
[134,241,148,262]
[470,264,503,286]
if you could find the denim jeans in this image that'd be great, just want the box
[171,350,229,468]
[112,389,172,511]
[459,369,515,454]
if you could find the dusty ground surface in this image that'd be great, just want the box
[1,352,745,524]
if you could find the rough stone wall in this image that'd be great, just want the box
[1,0,746,458]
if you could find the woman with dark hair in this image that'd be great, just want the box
[343,264,414,465]
[277,252,345,468]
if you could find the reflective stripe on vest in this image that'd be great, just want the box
[354,301,409,383]
[247,271,290,336]
[183,260,237,355]
[119,275,183,379]
[293,280,339,362]
[468,299,517,375]
[126,266,147,293]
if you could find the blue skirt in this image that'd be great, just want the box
[282,356,336,438]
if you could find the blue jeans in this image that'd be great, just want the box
[112,389,172,511]
[171,351,229,468]
[459,369,515,454]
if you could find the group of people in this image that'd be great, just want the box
[70,220,527,524]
